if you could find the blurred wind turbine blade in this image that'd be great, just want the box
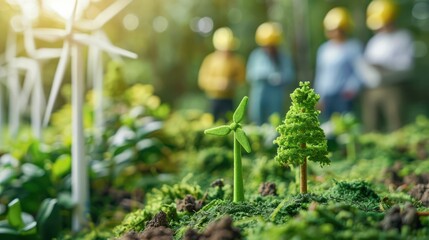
[32,28,68,42]
[19,69,34,113]
[34,48,63,60]
[91,0,133,29]
[67,0,78,32]
[24,27,37,57]
[15,57,34,67]
[6,29,17,61]
[74,34,137,59]
[15,58,35,110]
[43,42,71,126]
[96,31,123,61]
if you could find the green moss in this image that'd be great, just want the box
[145,178,203,212]
[113,209,152,236]
[325,180,380,212]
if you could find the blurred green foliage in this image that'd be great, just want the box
[0,0,428,120]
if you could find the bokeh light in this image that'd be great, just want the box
[123,13,139,31]
[152,16,168,33]
[190,16,213,35]
[412,2,429,20]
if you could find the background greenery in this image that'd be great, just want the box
[0,0,428,123]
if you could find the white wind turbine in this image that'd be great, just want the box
[77,0,134,141]
[33,0,137,231]
[4,0,62,139]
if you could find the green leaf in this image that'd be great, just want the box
[7,199,24,230]
[204,125,231,136]
[235,128,251,153]
[52,155,71,178]
[21,222,37,235]
[36,199,61,239]
[233,96,248,123]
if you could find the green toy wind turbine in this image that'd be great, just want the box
[204,96,251,202]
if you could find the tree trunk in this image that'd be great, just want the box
[300,158,307,194]
[300,143,307,194]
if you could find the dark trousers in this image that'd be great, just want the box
[321,94,354,122]
[211,98,233,121]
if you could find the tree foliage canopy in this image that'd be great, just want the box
[274,81,329,166]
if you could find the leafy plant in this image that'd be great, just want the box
[36,198,62,240]
[0,199,37,240]
[204,96,252,202]
[331,113,361,160]
[274,81,329,193]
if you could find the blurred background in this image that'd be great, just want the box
[0,0,428,123]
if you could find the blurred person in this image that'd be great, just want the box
[314,7,363,123]
[360,0,414,132]
[246,22,295,125]
[198,27,246,121]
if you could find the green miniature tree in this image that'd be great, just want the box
[274,81,330,194]
[204,96,251,202]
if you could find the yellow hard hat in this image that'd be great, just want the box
[255,22,282,47]
[367,0,397,30]
[323,7,352,31]
[213,27,238,51]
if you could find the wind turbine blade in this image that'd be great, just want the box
[43,42,71,126]
[96,31,122,61]
[6,29,17,61]
[233,96,248,123]
[32,28,67,42]
[204,125,231,136]
[235,128,251,153]
[74,34,138,59]
[19,65,35,113]
[23,27,37,57]
[33,48,63,60]
[85,0,133,29]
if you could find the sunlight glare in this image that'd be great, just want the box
[42,0,89,20]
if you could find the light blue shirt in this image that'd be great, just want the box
[246,47,295,124]
[314,39,363,100]
[247,48,294,86]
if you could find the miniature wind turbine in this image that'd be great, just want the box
[77,0,134,140]
[4,0,62,139]
[33,0,137,231]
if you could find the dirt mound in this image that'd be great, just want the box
[119,211,173,240]
[184,216,242,240]
[258,182,277,196]
[177,194,204,212]
[380,203,421,231]
[409,184,429,206]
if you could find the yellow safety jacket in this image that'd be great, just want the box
[198,51,245,99]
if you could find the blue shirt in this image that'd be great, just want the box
[247,48,294,86]
[314,39,363,100]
